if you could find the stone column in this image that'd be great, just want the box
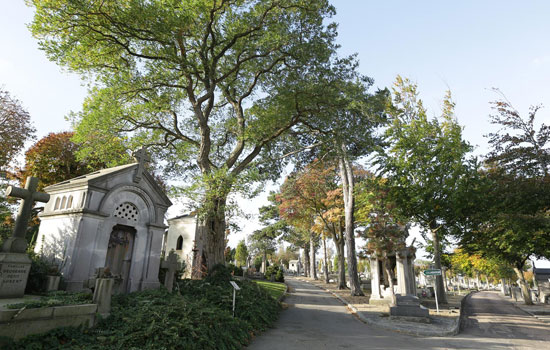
[369,256,382,299]
[407,252,416,295]
[396,249,411,296]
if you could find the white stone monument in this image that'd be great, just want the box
[165,213,196,277]
[34,149,172,293]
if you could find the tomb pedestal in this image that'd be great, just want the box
[390,294,429,317]
[0,252,31,298]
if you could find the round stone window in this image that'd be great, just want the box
[113,202,139,222]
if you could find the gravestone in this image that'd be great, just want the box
[161,251,180,291]
[1,177,50,298]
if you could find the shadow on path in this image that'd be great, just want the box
[247,278,550,349]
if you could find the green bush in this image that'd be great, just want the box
[9,266,280,350]
[265,265,284,282]
[25,251,55,294]
[227,263,244,276]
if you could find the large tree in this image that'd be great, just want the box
[459,97,550,304]
[0,88,35,171]
[29,0,341,274]
[287,76,389,295]
[376,77,474,303]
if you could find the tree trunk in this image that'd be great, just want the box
[336,234,346,289]
[514,265,533,305]
[338,149,364,296]
[192,197,227,278]
[383,256,397,306]
[323,237,330,284]
[430,227,447,303]
[310,235,317,280]
[303,245,310,278]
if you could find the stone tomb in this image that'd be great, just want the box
[369,247,428,317]
[165,213,197,277]
[34,158,172,293]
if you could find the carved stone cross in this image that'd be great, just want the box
[161,251,180,292]
[132,147,152,183]
[3,177,50,253]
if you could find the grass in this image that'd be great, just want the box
[254,280,287,300]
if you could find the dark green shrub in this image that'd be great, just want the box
[275,268,284,283]
[227,263,244,276]
[265,265,284,282]
[25,251,52,294]
[9,270,281,350]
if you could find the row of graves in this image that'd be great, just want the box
[0,149,188,339]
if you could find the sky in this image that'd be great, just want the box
[1,1,549,263]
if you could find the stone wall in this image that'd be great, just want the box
[0,304,97,340]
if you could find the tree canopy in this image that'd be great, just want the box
[0,88,35,171]
[376,76,475,303]
[28,0,349,272]
[19,132,124,191]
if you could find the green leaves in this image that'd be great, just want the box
[10,275,280,350]
[377,76,474,233]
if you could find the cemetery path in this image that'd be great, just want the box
[460,291,550,343]
[247,278,550,350]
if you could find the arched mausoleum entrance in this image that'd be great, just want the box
[105,224,136,294]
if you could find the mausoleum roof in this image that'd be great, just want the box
[44,162,172,206]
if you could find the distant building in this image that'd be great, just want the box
[534,267,550,303]
[288,259,301,274]
[165,213,197,277]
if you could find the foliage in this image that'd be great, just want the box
[0,88,35,170]
[448,248,514,281]
[458,97,550,304]
[376,76,475,303]
[234,240,248,267]
[271,245,299,269]
[227,263,244,277]
[224,246,235,263]
[253,255,263,271]
[19,131,128,191]
[9,266,280,350]
[25,251,58,294]
[486,93,549,177]
[265,265,284,283]
[357,176,408,257]
[7,291,92,310]
[28,0,344,271]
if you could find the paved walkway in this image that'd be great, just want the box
[460,291,550,344]
[247,278,550,349]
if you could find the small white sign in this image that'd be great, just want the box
[230,281,241,291]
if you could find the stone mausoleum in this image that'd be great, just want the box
[34,159,172,293]
[164,213,197,277]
